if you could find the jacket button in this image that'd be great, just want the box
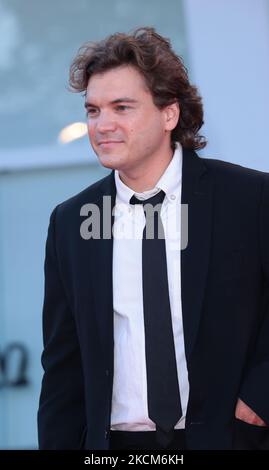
[105,369,109,377]
[105,429,109,439]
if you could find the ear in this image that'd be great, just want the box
[163,102,180,131]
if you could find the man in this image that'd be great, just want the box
[38,27,269,450]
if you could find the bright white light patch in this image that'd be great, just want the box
[58,122,87,144]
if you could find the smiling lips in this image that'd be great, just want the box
[98,140,123,147]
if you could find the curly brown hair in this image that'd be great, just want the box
[69,27,206,150]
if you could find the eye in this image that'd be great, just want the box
[115,105,130,112]
[86,108,99,117]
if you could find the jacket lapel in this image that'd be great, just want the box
[89,172,116,366]
[181,149,213,362]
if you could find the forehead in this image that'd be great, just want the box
[86,65,149,101]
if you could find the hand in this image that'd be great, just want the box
[235,398,267,426]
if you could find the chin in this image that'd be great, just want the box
[98,153,127,170]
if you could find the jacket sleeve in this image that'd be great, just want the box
[239,173,269,423]
[37,205,87,449]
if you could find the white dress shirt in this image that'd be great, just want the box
[111,142,189,431]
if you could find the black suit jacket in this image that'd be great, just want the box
[38,148,269,449]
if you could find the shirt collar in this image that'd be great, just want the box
[114,142,182,205]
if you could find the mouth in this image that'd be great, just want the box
[98,140,123,148]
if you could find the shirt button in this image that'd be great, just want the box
[170,194,176,200]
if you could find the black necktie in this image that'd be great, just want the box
[130,190,182,447]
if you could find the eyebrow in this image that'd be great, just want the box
[84,98,138,108]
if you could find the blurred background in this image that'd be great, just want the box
[0,0,268,449]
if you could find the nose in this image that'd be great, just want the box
[95,111,117,134]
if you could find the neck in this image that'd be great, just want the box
[118,145,174,192]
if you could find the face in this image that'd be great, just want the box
[85,65,179,174]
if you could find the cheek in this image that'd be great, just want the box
[135,120,162,143]
[139,112,162,134]
[87,123,95,142]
